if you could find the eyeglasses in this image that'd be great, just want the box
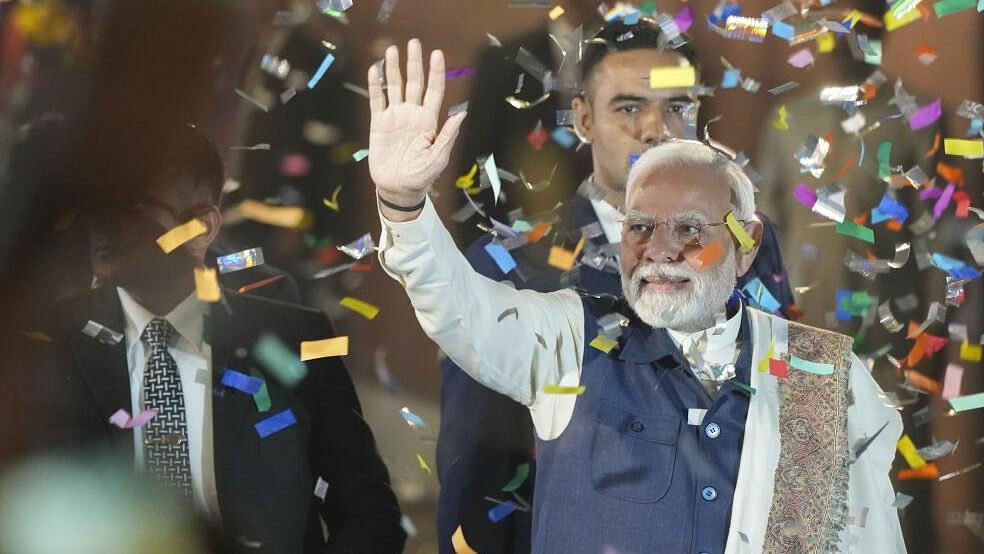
[620,214,735,248]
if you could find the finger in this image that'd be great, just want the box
[429,111,467,163]
[384,45,403,105]
[422,49,446,116]
[367,62,386,114]
[404,39,424,105]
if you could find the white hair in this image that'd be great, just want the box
[624,140,757,222]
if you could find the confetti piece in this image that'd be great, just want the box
[944,138,984,158]
[483,243,517,274]
[789,355,834,375]
[352,149,369,162]
[547,234,586,270]
[488,502,519,523]
[109,408,157,429]
[221,369,264,395]
[502,462,530,492]
[239,200,308,229]
[417,453,432,475]
[590,334,618,353]
[768,81,800,95]
[687,408,708,425]
[483,154,502,204]
[674,5,694,32]
[234,87,270,112]
[216,247,265,273]
[721,68,742,89]
[793,184,817,208]
[306,52,335,89]
[250,369,271,412]
[933,0,977,16]
[769,358,789,378]
[255,409,297,438]
[909,98,942,131]
[299,336,349,361]
[771,20,794,40]
[649,66,696,89]
[194,266,221,302]
[543,384,586,395]
[722,15,769,42]
[82,320,123,345]
[322,186,343,212]
[732,381,756,397]
[254,333,308,387]
[725,211,755,252]
[156,218,207,254]
[884,6,921,31]
[238,273,286,294]
[743,277,781,313]
[548,5,565,19]
[338,233,376,260]
[786,48,814,68]
[835,220,875,244]
[816,32,835,53]
[339,297,379,320]
[505,92,551,109]
[898,463,938,480]
[691,240,725,270]
[897,434,928,469]
[314,477,329,501]
[399,406,427,430]
[938,462,982,482]
[452,526,478,554]
[949,392,984,412]
[960,340,982,362]
[771,105,789,130]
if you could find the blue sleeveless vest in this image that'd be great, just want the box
[531,297,753,554]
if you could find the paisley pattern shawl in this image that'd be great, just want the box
[763,321,852,553]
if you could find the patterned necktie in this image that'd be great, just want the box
[141,317,193,499]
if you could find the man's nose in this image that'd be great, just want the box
[642,224,685,263]
[638,109,671,146]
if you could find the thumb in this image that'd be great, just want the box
[430,111,467,160]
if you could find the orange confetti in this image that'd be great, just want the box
[936,162,964,186]
[547,234,586,271]
[898,463,938,480]
[916,3,932,20]
[903,369,941,395]
[853,212,869,225]
[526,222,552,243]
[833,156,859,180]
[924,131,941,159]
[885,218,904,232]
[691,240,725,270]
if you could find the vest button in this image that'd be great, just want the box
[630,420,645,432]
[701,486,718,501]
[705,422,721,439]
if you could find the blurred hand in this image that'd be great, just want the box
[368,39,466,217]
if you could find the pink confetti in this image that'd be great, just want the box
[109,408,158,429]
[786,48,815,69]
[793,183,817,208]
[908,98,942,131]
[933,182,955,218]
[674,6,694,33]
[942,363,964,400]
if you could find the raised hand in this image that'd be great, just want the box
[368,39,466,218]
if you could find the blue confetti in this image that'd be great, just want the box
[550,127,578,149]
[835,289,853,321]
[255,409,297,438]
[307,53,336,89]
[488,501,519,523]
[771,21,795,40]
[628,154,640,166]
[721,69,741,89]
[484,243,517,274]
[221,369,264,395]
[742,277,781,313]
[931,253,982,280]
[623,11,641,24]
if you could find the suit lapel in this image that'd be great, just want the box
[68,288,133,450]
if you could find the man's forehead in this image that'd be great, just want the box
[589,51,697,99]
[628,164,730,203]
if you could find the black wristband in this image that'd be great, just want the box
[377,194,426,212]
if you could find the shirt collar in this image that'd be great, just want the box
[588,197,623,245]
[117,287,206,354]
[666,303,743,364]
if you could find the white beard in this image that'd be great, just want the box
[622,248,737,333]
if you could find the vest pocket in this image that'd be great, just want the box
[590,400,679,503]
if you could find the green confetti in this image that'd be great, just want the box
[877,141,893,179]
[733,381,757,397]
[933,0,976,17]
[836,220,875,244]
[253,333,308,388]
[250,368,272,413]
[501,462,530,492]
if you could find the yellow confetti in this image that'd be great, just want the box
[943,138,984,158]
[322,185,342,212]
[239,199,309,229]
[339,297,380,320]
[960,339,982,362]
[589,334,618,353]
[543,384,587,394]
[155,218,207,254]
[451,525,478,554]
[193,266,221,302]
[772,105,789,130]
[884,7,921,32]
[22,330,53,342]
[505,92,551,109]
[548,5,565,20]
[417,453,432,475]
[843,9,863,28]
[897,434,927,469]
[649,66,696,89]
[299,336,349,361]
[455,163,478,188]
[725,211,756,253]
[758,338,775,372]
[816,32,835,53]
[547,234,586,270]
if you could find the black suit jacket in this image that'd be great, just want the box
[32,287,405,554]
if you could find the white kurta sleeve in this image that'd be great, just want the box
[376,198,585,438]
[841,354,906,553]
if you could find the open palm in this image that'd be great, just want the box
[368,39,466,207]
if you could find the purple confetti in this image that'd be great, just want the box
[933,182,956,219]
[674,6,694,33]
[445,67,476,81]
[793,184,817,208]
[908,98,942,131]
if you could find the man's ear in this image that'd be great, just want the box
[189,206,222,260]
[572,95,594,144]
[734,220,763,277]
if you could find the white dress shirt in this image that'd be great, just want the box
[377,198,905,552]
[117,288,220,520]
[588,197,623,246]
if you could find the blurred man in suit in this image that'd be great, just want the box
[33,122,406,554]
